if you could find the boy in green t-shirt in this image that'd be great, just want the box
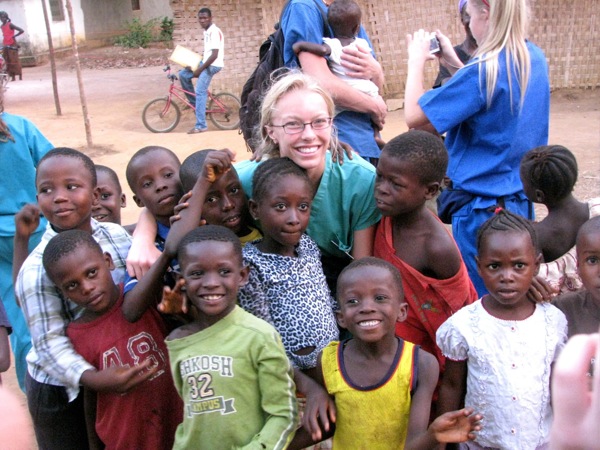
[165,225,297,449]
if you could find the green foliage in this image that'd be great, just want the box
[114,16,175,48]
[114,18,157,48]
[159,16,174,42]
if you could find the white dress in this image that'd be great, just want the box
[436,300,567,450]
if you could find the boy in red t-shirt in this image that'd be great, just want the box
[43,230,182,449]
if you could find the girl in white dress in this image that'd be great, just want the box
[436,210,567,449]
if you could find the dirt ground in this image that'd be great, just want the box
[1,46,599,445]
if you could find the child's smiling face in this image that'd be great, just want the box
[92,169,126,224]
[179,240,249,328]
[36,156,98,233]
[336,265,407,343]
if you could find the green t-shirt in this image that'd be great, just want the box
[167,306,298,449]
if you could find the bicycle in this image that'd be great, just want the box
[142,64,241,133]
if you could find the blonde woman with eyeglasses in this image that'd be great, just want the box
[404,0,550,298]
[235,71,380,291]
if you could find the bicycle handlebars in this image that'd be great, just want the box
[163,65,178,82]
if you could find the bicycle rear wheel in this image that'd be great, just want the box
[208,92,241,130]
[142,97,181,133]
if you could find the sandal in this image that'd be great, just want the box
[187,127,208,134]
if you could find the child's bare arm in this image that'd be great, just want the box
[293,41,331,58]
[126,208,160,279]
[351,225,375,259]
[10,23,24,38]
[294,363,336,441]
[80,358,157,393]
[405,351,481,449]
[0,326,10,373]
[122,251,173,322]
[405,350,439,447]
[13,204,40,285]
[437,359,468,415]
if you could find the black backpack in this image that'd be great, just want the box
[239,0,329,152]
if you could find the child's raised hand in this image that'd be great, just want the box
[81,358,157,393]
[331,141,355,165]
[527,275,556,303]
[430,407,482,443]
[202,149,235,183]
[158,278,188,314]
[168,191,208,229]
[14,203,41,238]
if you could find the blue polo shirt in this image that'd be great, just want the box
[280,0,381,159]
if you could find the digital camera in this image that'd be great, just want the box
[429,36,441,54]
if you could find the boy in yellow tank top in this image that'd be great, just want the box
[289,257,482,449]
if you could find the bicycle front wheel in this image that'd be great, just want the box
[208,92,241,130]
[142,97,181,133]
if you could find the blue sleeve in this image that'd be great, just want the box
[24,117,53,166]
[419,62,486,134]
[281,0,329,66]
[123,272,138,295]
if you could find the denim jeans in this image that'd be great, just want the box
[178,68,197,105]
[178,64,222,130]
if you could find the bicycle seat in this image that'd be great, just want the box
[167,74,178,81]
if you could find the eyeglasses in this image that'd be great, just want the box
[270,117,332,135]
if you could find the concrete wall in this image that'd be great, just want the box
[0,0,172,63]
[0,0,85,64]
[81,0,173,41]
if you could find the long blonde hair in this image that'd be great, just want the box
[255,70,339,159]
[470,0,531,109]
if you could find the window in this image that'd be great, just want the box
[131,0,140,11]
[48,0,65,22]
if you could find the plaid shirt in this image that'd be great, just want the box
[16,219,131,401]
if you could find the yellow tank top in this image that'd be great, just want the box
[239,226,262,246]
[321,339,416,450]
